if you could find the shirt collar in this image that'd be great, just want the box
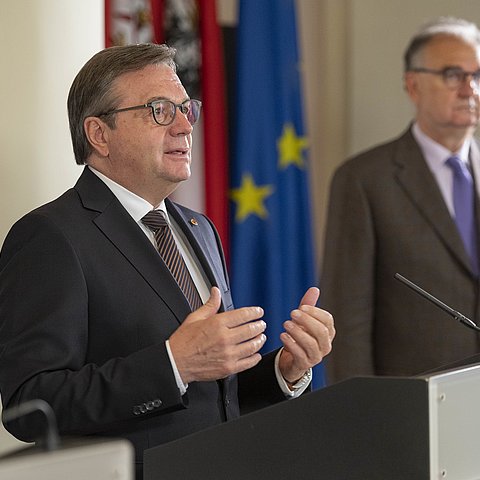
[412,122,471,167]
[88,166,168,223]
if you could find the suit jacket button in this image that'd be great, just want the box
[146,401,154,411]
[153,399,162,408]
[139,404,147,414]
[133,405,141,415]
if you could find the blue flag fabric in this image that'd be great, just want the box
[230,0,324,388]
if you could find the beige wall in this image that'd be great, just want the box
[3,1,480,260]
[0,0,103,245]
[349,0,480,156]
[0,0,104,455]
[315,1,480,265]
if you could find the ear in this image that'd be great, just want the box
[84,116,110,158]
[404,71,420,104]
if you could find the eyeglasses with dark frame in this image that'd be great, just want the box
[98,98,202,126]
[409,67,480,90]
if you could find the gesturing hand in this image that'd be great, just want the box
[168,287,267,384]
[278,287,335,384]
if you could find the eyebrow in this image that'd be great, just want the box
[440,65,462,70]
[142,96,168,104]
[146,96,191,104]
[442,65,480,71]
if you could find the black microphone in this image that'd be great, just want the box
[394,273,480,332]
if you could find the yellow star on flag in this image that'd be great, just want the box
[277,122,308,169]
[230,173,274,222]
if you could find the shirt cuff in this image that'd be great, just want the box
[166,340,188,396]
[274,348,312,398]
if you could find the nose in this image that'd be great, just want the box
[170,106,194,135]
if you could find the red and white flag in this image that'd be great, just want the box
[105,0,229,257]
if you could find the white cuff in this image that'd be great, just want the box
[274,348,312,398]
[166,340,188,396]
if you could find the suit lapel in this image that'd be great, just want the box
[75,168,191,324]
[393,130,473,273]
[165,201,235,389]
[166,199,231,312]
[469,138,480,277]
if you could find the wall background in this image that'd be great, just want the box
[0,0,104,454]
[293,0,480,265]
[1,0,480,453]
[2,1,480,261]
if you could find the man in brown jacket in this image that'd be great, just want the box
[321,17,480,383]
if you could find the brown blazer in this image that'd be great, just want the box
[321,127,480,384]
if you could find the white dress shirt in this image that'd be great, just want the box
[412,122,474,217]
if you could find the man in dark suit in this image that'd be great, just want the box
[321,16,480,384]
[0,44,335,477]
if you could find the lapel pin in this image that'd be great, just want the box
[190,218,198,226]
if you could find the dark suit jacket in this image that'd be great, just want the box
[321,127,480,384]
[0,167,285,471]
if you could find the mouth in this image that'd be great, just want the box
[164,147,190,156]
[455,101,478,112]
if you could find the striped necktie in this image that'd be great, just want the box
[142,210,203,311]
[446,156,479,276]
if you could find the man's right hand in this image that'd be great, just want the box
[168,287,267,384]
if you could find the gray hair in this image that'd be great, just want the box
[67,43,177,165]
[404,17,480,71]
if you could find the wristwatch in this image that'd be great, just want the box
[290,368,312,390]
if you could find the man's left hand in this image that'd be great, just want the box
[278,287,335,384]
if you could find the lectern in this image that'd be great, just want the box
[145,363,480,480]
[0,437,133,480]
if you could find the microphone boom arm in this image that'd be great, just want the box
[394,273,480,332]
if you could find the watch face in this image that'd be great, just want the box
[293,370,312,389]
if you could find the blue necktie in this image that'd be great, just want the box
[446,156,479,275]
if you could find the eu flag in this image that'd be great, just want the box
[230,0,324,388]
